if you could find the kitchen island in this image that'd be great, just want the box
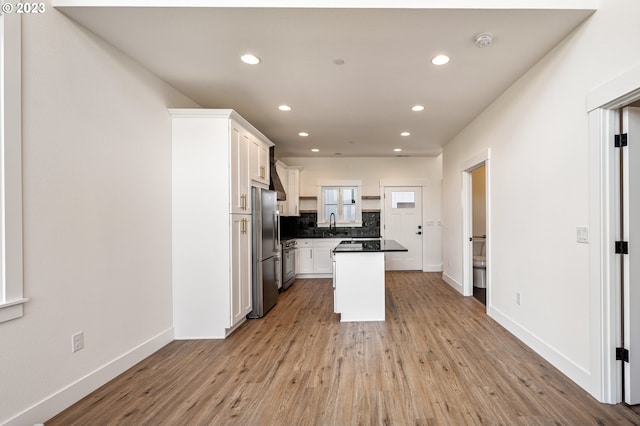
[332,239,407,322]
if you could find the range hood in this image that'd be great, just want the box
[269,146,287,201]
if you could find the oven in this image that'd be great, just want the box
[281,239,297,290]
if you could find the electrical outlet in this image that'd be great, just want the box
[516,292,521,306]
[71,331,84,353]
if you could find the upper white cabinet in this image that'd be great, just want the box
[276,161,289,215]
[287,167,302,217]
[276,162,302,217]
[170,109,273,339]
[230,121,251,214]
[250,134,270,186]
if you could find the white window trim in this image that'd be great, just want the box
[0,14,27,324]
[316,180,362,227]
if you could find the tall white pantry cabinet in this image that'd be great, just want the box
[170,109,272,339]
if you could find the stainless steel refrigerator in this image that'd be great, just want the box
[247,187,280,318]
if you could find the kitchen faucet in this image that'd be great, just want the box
[329,212,336,234]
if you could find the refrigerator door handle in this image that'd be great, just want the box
[274,212,280,252]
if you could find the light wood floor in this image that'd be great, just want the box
[48,272,640,425]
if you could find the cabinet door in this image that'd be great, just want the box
[278,200,287,216]
[231,124,251,214]
[259,142,270,184]
[314,245,335,274]
[287,168,300,216]
[296,240,314,273]
[231,215,252,326]
[314,239,341,274]
[276,163,289,216]
[250,137,270,185]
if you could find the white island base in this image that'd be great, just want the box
[333,251,385,322]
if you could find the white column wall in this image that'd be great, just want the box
[442,0,640,399]
[0,5,198,424]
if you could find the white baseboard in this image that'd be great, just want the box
[296,273,332,279]
[488,306,593,393]
[423,264,443,272]
[5,327,174,426]
[442,272,463,294]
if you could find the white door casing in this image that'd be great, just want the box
[383,186,423,271]
[622,107,640,405]
[461,149,490,299]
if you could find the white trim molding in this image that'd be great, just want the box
[587,62,640,403]
[0,13,26,324]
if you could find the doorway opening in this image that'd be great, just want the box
[461,149,490,302]
[471,165,487,305]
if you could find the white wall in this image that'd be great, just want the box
[282,156,443,270]
[282,156,442,196]
[441,0,640,400]
[0,5,198,424]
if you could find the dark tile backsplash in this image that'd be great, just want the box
[281,212,380,239]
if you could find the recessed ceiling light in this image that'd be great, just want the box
[394,148,402,152]
[311,148,319,152]
[400,132,411,137]
[333,59,345,65]
[411,105,425,112]
[278,105,292,111]
[299,132,309,137]
[431,55,450,65]
[240,54,261,65]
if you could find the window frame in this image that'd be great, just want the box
[316,180,362,227]
[0,13,27,324]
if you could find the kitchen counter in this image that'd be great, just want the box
[333,239,407,253]
[332,239,407,322]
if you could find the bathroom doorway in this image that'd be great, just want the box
[461,149,490,303]
[471,166,487,305]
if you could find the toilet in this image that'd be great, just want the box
[473,255,486,288]
[472,238,486,288]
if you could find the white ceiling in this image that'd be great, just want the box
[56,3,595,157]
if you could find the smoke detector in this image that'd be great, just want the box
[474,33,494,48]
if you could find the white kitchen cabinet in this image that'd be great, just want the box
[314,240,337,274]
[275,162,302,217]
[287,167,301,217]
[250,135,270,186]
[276,161,289,216]
[170,109,273,339]
[230,122,251,214]
[296,238,342,277]
[231,215,252,325]
[296,240,314,274]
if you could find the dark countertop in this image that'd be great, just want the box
[291,235,382,239]
[333,239,408,253]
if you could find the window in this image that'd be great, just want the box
[317,181,362,226]
[391,191,416,209]
[0,13,27,324]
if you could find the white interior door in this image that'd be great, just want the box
[383,187,422,270]
[623,107,640,405]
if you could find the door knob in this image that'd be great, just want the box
[416,231,422,235]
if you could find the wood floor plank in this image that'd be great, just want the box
[47,272,640,425]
